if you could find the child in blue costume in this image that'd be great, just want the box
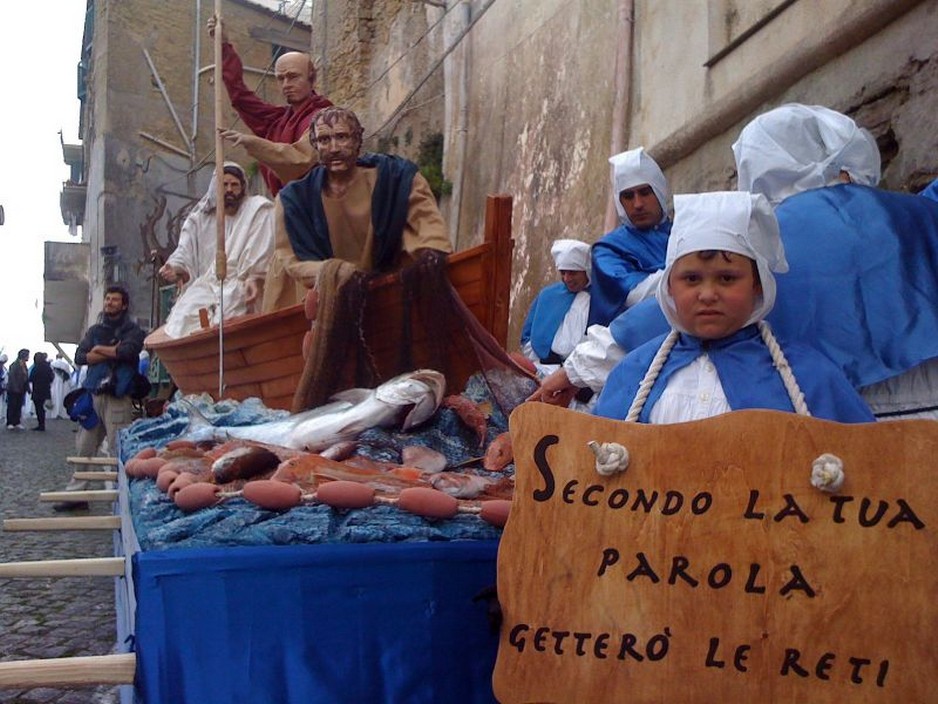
[594,191,874,424]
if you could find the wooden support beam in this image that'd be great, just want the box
[3,516,121,532]
[66,456,118,466]
[72,471,118,482]
[0,557,125,578]
[0,653,135,688]
[38,490,118,503]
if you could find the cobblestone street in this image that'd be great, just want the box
[0,417,120,703]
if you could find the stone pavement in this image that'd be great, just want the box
[0,417,120,704]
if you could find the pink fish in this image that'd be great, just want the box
[483,432,513,472]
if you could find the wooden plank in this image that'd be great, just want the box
[3,516,121,532]
[71,471,118,482]
[0,557,125,577]
[0,654,135,688]
[38,490,118,503]
[485,194,513,347]
[65,457,117,466]
[495,405,937,703]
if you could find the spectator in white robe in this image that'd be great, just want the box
[159,162,275,338]
[49,354,74,419]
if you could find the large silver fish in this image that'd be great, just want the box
[184,369,446,452]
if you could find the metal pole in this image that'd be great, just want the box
[214,0,227,399]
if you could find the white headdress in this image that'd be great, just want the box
[657,192,788,334]
[608,147,670,227]
[732,104,881,206]
[550,239,591,282]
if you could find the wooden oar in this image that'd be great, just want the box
[0,653,135,688]
[72,470,118,482]
[66,456,117,466]
[3,516,120,532]
[38,490,118,503]
[0,557,124,577]
[214,0,227,398]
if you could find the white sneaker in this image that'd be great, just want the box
[16,424,25,430]
[5,425,13,430]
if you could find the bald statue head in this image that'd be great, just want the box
[274,52,316,105]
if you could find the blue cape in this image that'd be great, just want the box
[594,325,874,423]
[922,178,938,203]
[520,282,583,360]
[588,221,671,327]
[609,184,938,388]
[279,153,418,271]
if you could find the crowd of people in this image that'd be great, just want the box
[0,349,76,431]
[523,103,938,425]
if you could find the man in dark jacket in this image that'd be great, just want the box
[55,285,145,511]
[28,352,54,431]
[6,349,29,430]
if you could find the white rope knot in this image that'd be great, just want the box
[810,453,845,492]
[588,440,630,476]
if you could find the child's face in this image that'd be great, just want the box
[668,251,762,340]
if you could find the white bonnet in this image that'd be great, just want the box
[551,239,590,271]
[657,192,788,333]
[608,147,670,227]
[733,103,881,206]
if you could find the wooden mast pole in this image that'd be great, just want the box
[214,0,227,398]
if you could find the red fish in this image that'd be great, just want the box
[442,395,489,448]
[483,432,513,472]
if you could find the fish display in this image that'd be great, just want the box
[182,369,446,452]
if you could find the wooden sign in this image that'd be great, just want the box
[494,405,937,703]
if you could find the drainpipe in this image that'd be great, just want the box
[450,0,470,249]
[604,0,634,232]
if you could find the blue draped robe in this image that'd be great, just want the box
[608,184,938,388]
[594,325,874,423]
[520,282,584,361]
[588,221,671,327]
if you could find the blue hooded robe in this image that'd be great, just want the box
[520,282,586,362]
[595,325,874,423]
[588,221,671,327]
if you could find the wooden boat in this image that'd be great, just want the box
[144,194,515,410]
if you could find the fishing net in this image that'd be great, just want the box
[291,250,537,413]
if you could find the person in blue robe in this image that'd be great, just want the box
[520,239,591,376]
[588,147,672,327]
[595,191,874,424]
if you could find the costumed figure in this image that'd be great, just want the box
[594,191,874,424]
[261,106,453,312]
[588,147,672,327]
[520,239,592,378]
[159,162,275,338]
[208,17,332,195]
[49,354,74,419]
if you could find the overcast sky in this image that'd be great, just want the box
[0,2,85,361]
